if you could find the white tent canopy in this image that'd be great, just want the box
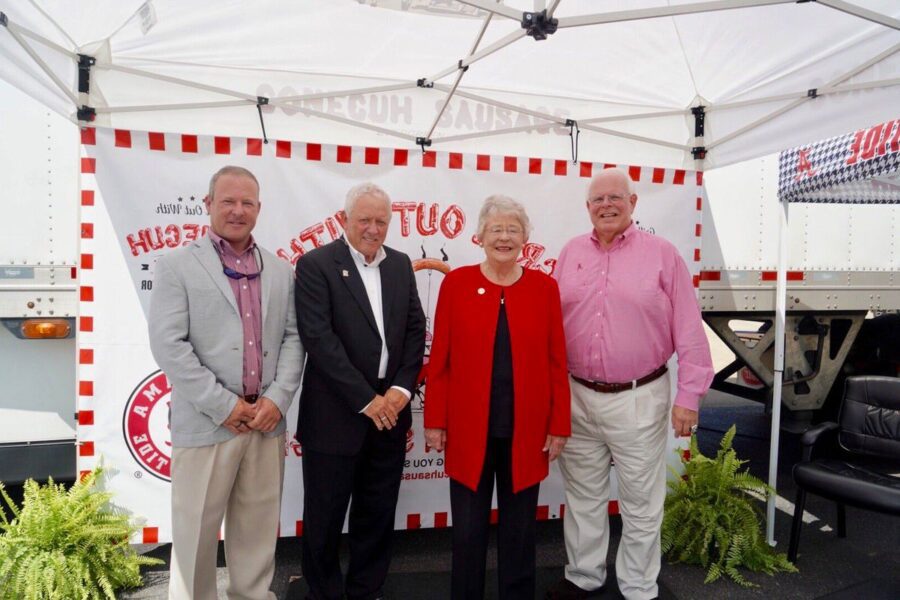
[1,0,898,170]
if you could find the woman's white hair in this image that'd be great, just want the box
[476,195,532,241]
[345,182,391,218]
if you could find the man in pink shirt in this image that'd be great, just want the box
[546,168,713,600]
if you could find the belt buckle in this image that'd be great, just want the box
[244,394,259,404]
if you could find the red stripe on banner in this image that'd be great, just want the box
[673,169,686,185]
[629,166,642,182]
[81,190,94,206]
[407,514,422,529]
[80,316,93,332]
[295,520,304,537]
[504,156,517,173]
[579,162,592,178]
[336,145,352,163]
[114,130,132,148]
[79,441,94,457]
[307,144,322,161]
[609,500,620,515]
[81,223,94,239]
[80,128,96,145]
[214,137,231,155]
[81,158,96,174]
[80,286,94,302]
[695,224,702,237]
[696,172,704,186]
[603,163,616,170]
[652,168,665,183]
[536,505,549,521]
[490,509,499,524]
[148,132,166,151]
[394,149,408,166]
[529,158,542,175]
[554,160,567,176]
[693,248,701,262]
[449,153,463,169]
[79,349,94,365]
[246,138,263,156]
[761,271,805,281]
[693,274,700,288]
[143,527,159,544]
[78,410,94,425]
[696,197,702,211]
[434,512,448,528]
[277,140,292,158]
[365,147,380,165]
[79,381,93,396]
[181,135,198,153]
[477,155,490,171]
[699,270,721,281]
[422,151,436,168]
[81,253,93,270]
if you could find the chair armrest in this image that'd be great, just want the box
[800,422,839,461]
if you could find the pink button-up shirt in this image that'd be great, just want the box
[554,224,713,411]
[209,232,263,397]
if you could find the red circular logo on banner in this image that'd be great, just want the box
[123,370,172,482]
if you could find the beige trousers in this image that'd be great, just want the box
[558,373,670,600]
[169,432,285,600]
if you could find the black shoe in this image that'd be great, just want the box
[544,578,605,599]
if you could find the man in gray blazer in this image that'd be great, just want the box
[149,165,303,600]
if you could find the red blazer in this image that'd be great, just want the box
[424,264,571,492]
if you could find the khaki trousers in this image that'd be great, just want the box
[558,374,670,600]
[169,432,285,600]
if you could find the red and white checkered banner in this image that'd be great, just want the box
[77,127,703,543]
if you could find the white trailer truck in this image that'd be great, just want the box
[1,78,897,484]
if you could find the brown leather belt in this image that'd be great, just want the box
[571,365,668,394]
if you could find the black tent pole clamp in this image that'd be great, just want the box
[77,54,97,123]
[567,119,580,164]
[691,105,706,160]
[256,96,270,144]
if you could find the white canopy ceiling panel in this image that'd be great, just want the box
[1,0,897,169]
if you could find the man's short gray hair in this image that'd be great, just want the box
[586,167,635,202]
[345,182,392,218]
[208,165,259,202]
[476,195,532,241]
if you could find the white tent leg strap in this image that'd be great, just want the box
[768,197,789,547]
[818,0,900,30]
[3,22,77,105]
[556,0,796,29]
[707,41,900,151]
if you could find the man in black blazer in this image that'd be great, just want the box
[294,182,426,600]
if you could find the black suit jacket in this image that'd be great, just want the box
[294,239,426,455]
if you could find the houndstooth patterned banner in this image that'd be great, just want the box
[778,118,900,204]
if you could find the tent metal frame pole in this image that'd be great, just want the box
[279,105,419,143]
[96,62,259,101]
[707,42,900,151]
[424,7,495,140]
[96,100,253,114]
[817,0,900,30]
[425,29,526,85]
[454,0,522,21]
[547,0,563,18]
[709,77,900,112]
[278,83,415,104]
[10,21,75,57]
[3,23,77,105]
[580,122,692,151]
[431,121,564,144]
[438,86,569,126]
[768,196,789,546]
[556,0,795,29]
[581,108,690,124]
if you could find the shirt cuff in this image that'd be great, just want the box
[390,385,411,400]
[359,399,373,414]
[673,390,701,412]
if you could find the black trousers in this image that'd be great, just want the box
[301,424,407,600]
[450,437,540,600]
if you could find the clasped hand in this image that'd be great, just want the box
[363,388,408,431]
[223,396,282,434]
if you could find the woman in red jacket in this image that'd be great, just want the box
[424,195,571,599]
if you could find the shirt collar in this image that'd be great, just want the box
[590,221,636,249]
[209,230,257,258]
[343,235,387,268]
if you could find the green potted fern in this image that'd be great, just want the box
[661,425,797,587]
[0,468,162,599]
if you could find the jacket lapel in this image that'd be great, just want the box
[379,252,395,341]
[192,239,239,315]
[260,248,272,327]
[334,243,379,334]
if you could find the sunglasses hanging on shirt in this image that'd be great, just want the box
[212,240,264,280]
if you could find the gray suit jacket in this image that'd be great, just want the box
[148,237,303,448]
